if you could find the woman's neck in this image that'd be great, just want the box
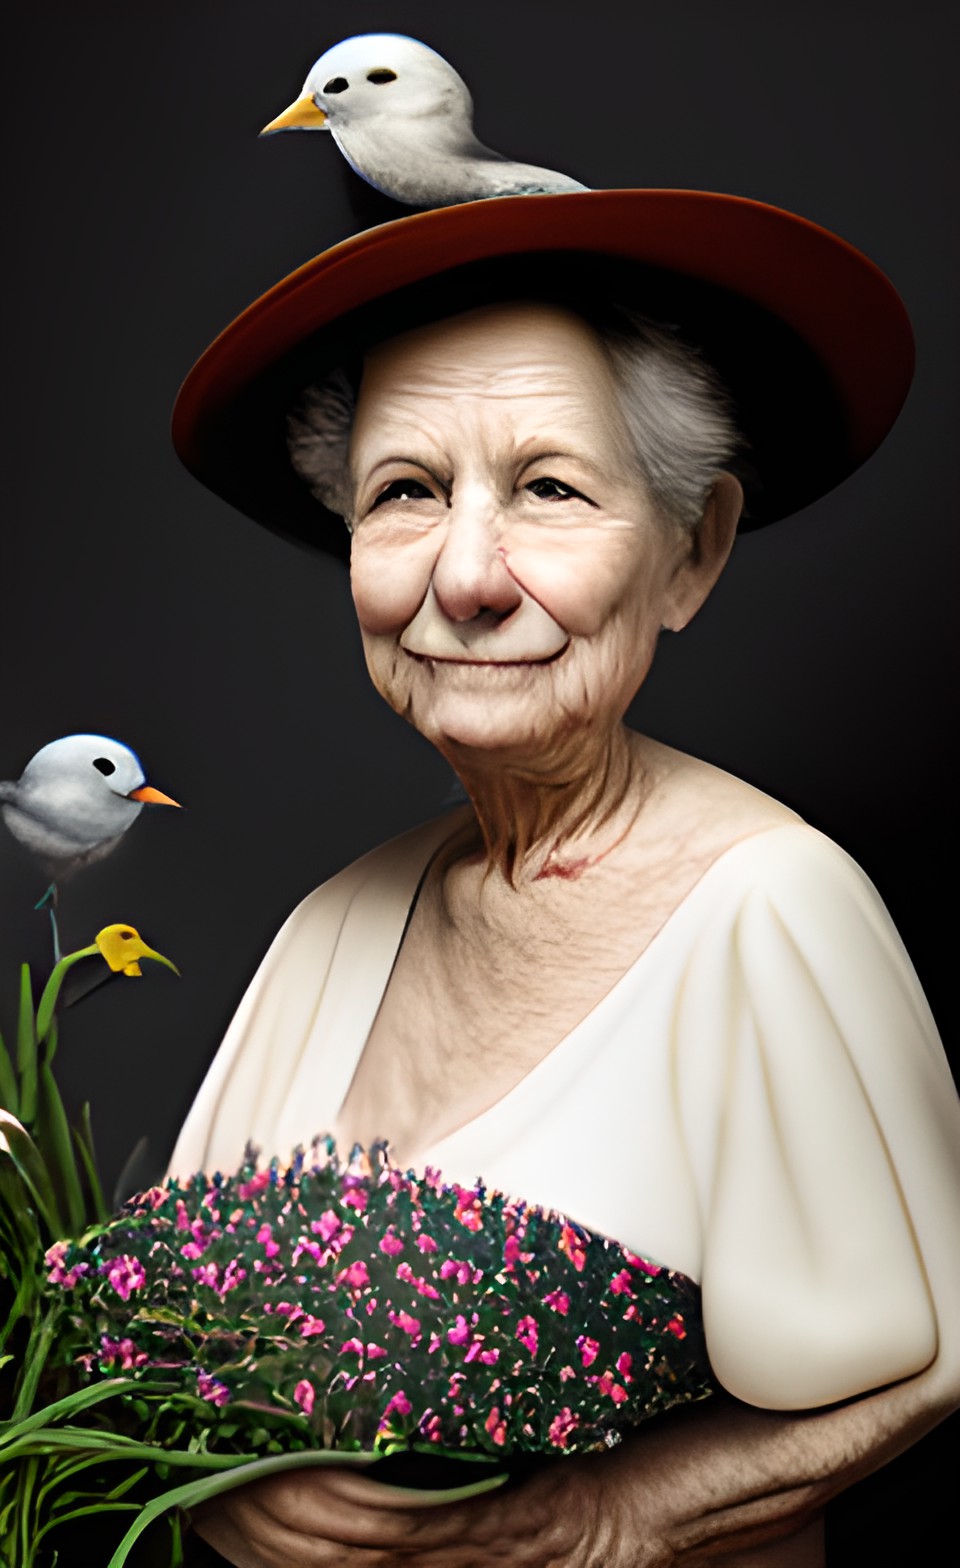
[441,726,655,888]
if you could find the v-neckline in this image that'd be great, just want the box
[331,815,805,1171]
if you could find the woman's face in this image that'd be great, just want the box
[348,302,728,761]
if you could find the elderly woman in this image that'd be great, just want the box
[167,194,960,1567]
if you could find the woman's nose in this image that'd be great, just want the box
[430,489,522,623]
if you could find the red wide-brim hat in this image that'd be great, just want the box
[171,189,914,562]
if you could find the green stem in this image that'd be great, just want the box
[107,1449,507,1568]
[35,947,100,1048]
[0,1378,168,1446]
[11,1315,58,1423]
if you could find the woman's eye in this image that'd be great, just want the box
[370,478,436,509]
[524,477,588,502]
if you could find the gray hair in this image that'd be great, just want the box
[286,306,743,534]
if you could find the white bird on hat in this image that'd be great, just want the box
[1,735,180,957]
[261,33,588,207]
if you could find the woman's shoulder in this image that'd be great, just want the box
[289,805,473,929]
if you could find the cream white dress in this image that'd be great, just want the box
[169,815,960,1413]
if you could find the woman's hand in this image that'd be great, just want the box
[189,1362,959,1568]
[188,1445,662,1568]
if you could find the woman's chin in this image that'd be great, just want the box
[408,682,568,759]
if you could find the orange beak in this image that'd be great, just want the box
[127,785,181,807]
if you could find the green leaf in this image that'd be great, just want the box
[105,1449,508,1567]
[16,965,37,1127]
[35,946,100,1048]
[0,1108,62,1238]
[73,1103,108,1223]
[0,1031,18,1118]
[36,1063,85,1237]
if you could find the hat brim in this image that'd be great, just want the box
[171,190,914,561]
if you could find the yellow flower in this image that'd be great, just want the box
[95,925,180,978]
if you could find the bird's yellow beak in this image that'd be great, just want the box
[127,785,181,807]
[260,95,328,136]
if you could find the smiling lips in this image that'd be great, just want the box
[399,585,569,664]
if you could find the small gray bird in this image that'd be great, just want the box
[0,735,179,959]
[261,33,588,207]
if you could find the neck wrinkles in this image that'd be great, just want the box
[439,724,647,889]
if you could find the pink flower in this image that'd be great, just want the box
[616,1351,633,1380]
[543,1289,570,1315]
[197,1371,230,1407]
[515,1316,538,1355]
[454,1193,483,1231]
[338,1260,370,1289]
[379,1229,403,1255]
[559,1364,576,1382]
[180,1240,205,1260]
[559,1223,587,1273]
[44,1241,89,1289]
[292,1238,323,1266]
[100,1335,148,1371]
[256,1223,280,1258]
[389,1309,422,1339]
[192,1263,219,1289]
[294,1379,315,1415]
[624,1250,662,1277]
[341,1337,365,1356]
[343,1186,368,1213]
[484,1406,507,1446]
[104,1255,146,1301]
[577,1335,600,1368]
[311,1210,342,1242]
[665,1315,686,1339]
[382,1390,412,1420]
[237,1171,271,1200]
[596,1370,628,1403]
[416,1234,438,1254]
[447,1314,473,1347]
[299,1314,326,1338]
[548,1407,579,1448]
[609,1269,634,1295]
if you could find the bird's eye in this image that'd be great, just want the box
[323,76,349,93]
[367,69,397,85]
[371,478,436,509]
[525,477,587,502]
[92,757,116,776]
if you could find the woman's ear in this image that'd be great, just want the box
[661,472,743,632]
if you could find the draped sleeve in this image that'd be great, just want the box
[673,825,958,1411]
[166,814,461,1181]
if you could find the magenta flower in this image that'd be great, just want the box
[577,1335,600,1368]
[447,1314,473,1347]
[338,1259,370,1289]
[104,1255,146,1301]
[516,1316,538,1355]
[381,1389,412,1421]
[294,1379,315,1415]
[44,1241,90,1290]
[310,1210,342,1242]
[543,1288,570,1315]
[548,1408,580,1448]
[379,1229,403,1255]
[197,1371,231,1407]
[609,1269,634,1295]
[484,1406,507,1446]
[388,1309,422,1339]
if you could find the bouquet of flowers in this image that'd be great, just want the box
[1,932,715,1568]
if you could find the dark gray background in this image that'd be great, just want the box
[2,1,957,1556]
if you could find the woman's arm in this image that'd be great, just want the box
[188,1356,959,1567]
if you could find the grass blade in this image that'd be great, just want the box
[16,966,37,1126]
